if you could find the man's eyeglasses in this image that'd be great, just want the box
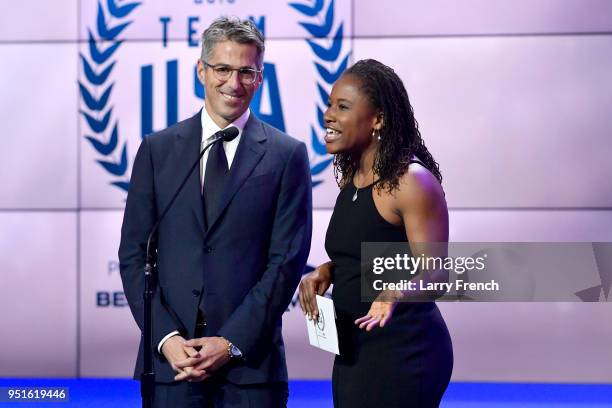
[202,60,261,85]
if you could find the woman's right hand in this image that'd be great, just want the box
[298,262,333,321]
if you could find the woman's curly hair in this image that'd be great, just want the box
[333,59,442,191]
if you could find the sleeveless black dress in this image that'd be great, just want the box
[325,163,453,408]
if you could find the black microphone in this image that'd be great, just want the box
[146,125,239,256]
[219,125,239,142]
[140,125,238,408]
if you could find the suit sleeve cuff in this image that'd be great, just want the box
[157,331,180,354]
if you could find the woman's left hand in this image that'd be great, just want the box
[354,291,401,331]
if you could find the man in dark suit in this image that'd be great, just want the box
[119,17,312,407]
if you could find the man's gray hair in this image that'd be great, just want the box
[201,16,265,68]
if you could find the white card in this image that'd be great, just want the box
[306,295,340,355]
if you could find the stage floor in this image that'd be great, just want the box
[0,379,611,407]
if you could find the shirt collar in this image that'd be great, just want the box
[201,107,250,141]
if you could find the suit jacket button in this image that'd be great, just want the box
[205,246,213,253]
[192,289,201,297]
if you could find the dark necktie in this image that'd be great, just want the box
[203,140,229,227]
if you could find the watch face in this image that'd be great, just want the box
[230,345,242,358]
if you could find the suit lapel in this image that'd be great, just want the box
[173,110,206,234]
[205,115,267,234]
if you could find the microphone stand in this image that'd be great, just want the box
[141,127,237,408]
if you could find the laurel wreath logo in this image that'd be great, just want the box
[289,0,350,187]
[79,0,141,193]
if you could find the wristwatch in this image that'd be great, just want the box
[226,341,243,360]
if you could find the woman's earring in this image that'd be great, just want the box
[372,129,381,141]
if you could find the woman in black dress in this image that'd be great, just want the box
[299,59,453,407]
